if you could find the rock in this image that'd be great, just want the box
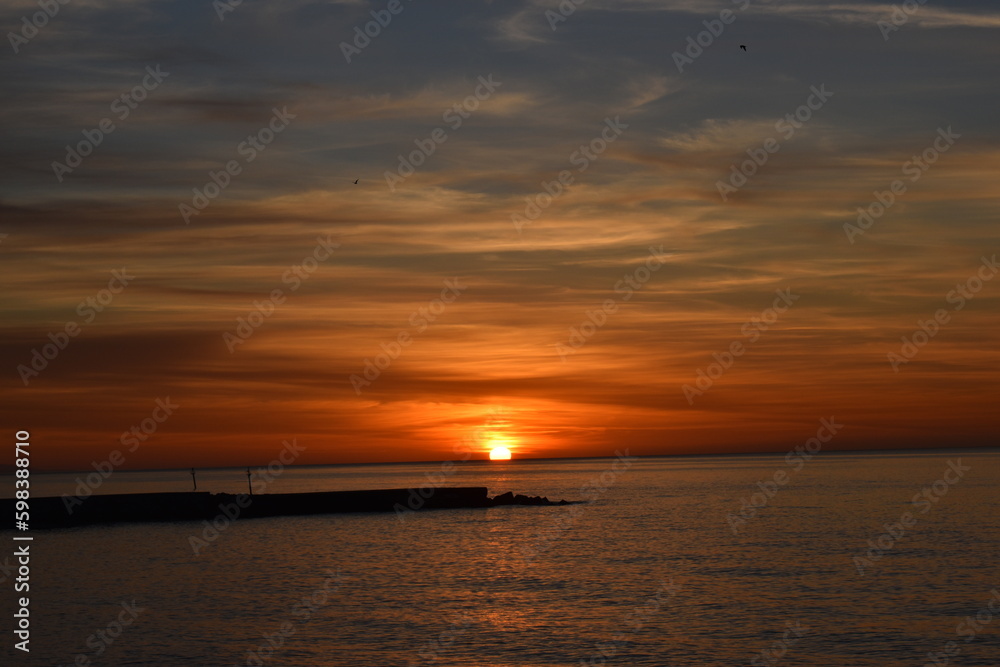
[493,491,515,505]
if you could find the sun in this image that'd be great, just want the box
[489,446,512,461]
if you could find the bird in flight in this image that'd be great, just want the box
[353,179,359,184]
[740,45,747,51]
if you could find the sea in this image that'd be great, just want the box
[2,449,999,666]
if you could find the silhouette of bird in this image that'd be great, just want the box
[740,45,747,51]
[353,179,359,184]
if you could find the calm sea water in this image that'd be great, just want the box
[3,450,999,666]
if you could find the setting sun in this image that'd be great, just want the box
[489,447,512,461]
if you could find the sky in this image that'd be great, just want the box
[1,0,998,470]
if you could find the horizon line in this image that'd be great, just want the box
[8,443,998,475]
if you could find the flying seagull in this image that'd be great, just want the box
[740,45,747,51]
[353,179,359,184]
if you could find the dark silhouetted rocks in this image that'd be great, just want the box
[492,491,515,505]
[492,492,556,506]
